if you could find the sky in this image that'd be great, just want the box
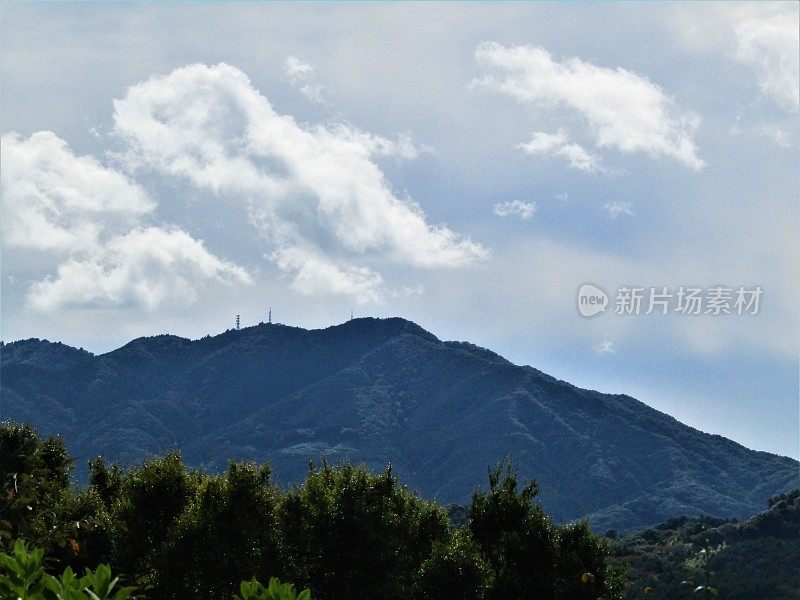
[1,2,798,458]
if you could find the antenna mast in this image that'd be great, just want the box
[268,307,272,324]
[236,314,240,330]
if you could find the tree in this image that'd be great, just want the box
[280,462,449,600]
[159,462,281,600]
[415,529,492,599]
[0,423,73,550]
[468,460,556,600]
[555,520,625,600]
[108,452,195,589]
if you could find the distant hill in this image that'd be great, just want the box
[611,489,800,599]
[0,338,92,370]
[1,317,796,531]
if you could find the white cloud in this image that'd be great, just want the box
[28,227,251,311]
[299,84,326,104]
[271,245,382,303]
[733,5,799,112]
[669,3,799,112]
[474,42,704,170]
[595,340,616,354]
[493,200,537,220]
[285,55,314,82]
[730,111,794,147]
[1,131,153,252]
[517,130,604,172]
[1,131,250,311]
[753,124,792,147]
[603,202,634,219]
[285,55,327,103]
[113,63,485,301]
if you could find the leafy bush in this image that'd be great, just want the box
[0,539,133,600]
[236,577,310,600]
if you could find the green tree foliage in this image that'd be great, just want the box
[0,423,72,548]
[468,461,556,599]
[467,460,625,600]
[415,529,492,599]
[0,423,111,574]
[107,452,194,586]
[87,460,122,510]
[555,520,625,600]
[611,490,800,599]
[1,422,625,600]
[159,462,280,599]
[280,462,450,600]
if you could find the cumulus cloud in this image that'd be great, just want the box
[493,200,537,220]
[28,228,251,311]
[285,55,327,104]
[603,202,634,219]
[517,130,604,172]
[1,131,250,311]
[1,131,153,252]
[113,62,485,302]
[474,42,704,170]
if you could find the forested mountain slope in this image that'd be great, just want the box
[2,317,796,531]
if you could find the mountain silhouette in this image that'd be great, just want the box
[1,317,796,531]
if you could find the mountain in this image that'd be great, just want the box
[1,317,796,531]
[611,489,800,599]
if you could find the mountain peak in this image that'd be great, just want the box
[1,338,93,370]
[324,316,439,342]
[2,321,796,532]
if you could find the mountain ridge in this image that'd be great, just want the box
[1,317,796,531]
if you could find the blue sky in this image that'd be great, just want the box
[1,2,798,458]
